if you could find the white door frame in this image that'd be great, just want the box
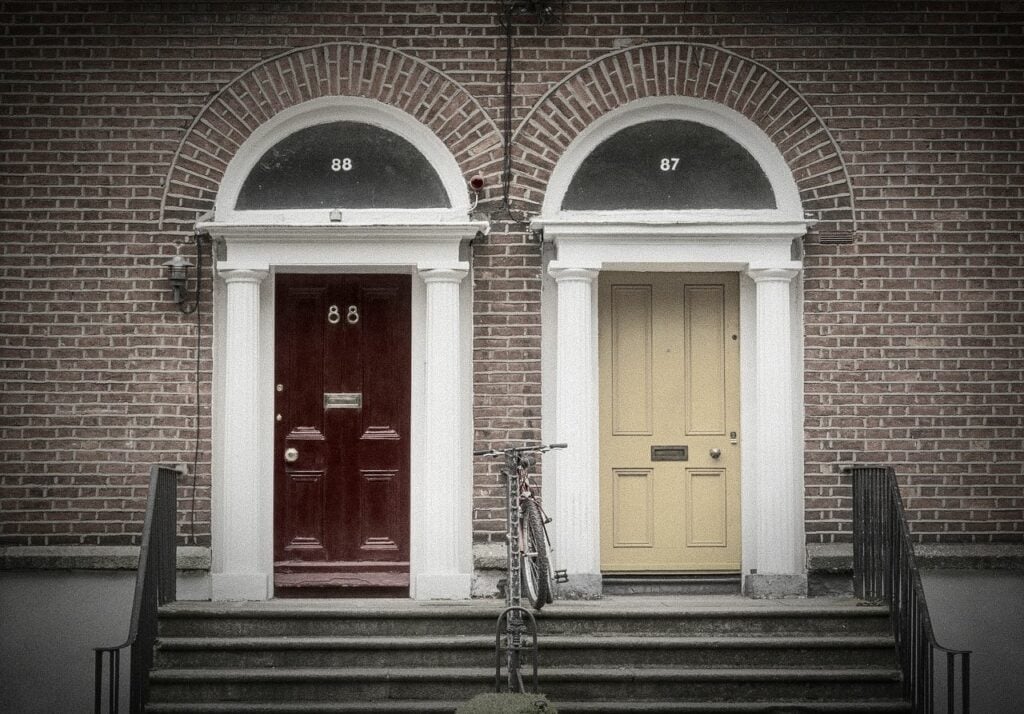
[202,97,486,600]
[536,97,810,597]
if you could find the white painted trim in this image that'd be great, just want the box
[547,266,601,595]
[542,97,805,221]
[411,267,472,600]
[538,97,808,594]
[207,99,478,601]
[214,96,472,226]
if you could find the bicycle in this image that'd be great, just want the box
[475,442,568,694]
[473,442,567,611]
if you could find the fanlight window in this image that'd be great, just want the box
[236,121,451,210]
[561,120,776,211]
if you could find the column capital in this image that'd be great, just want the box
[548,264,599,283]
[746,266,800,283]
[418,265,468,284]
[219,268,268,285]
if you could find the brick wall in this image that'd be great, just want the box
[1,2,1021,549]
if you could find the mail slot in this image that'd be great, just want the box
[651,445,688,461]
[323,392,362,409]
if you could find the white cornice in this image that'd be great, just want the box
[199,220,488,242]
[204,220,487,272]
[534,217,808,241]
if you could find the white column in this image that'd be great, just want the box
[548,265,602,597]
[412,266,471,599]
[213,268,269,600]
[746,266,805,597]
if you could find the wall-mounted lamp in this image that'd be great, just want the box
[162,232,208,314]
[163,254,194,307]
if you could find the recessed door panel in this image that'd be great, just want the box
[611,469,654,547]
[274,274,411,593]
[685,285,727,436]
[599,272,740,573]
[686,469,728,547]
[359,470,400,552]
[611,285,653,436]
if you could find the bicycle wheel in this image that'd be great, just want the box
[521,499,552,610]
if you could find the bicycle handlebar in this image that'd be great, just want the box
[473,443,567,457]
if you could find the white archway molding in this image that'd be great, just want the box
[537,97,809,598]
[541,96,806,225]
[204,97,484,601]
[215,96,475,226]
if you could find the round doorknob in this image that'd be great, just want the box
[709,448,722,459]
[284,447,299,463]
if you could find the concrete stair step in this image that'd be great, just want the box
[158,603,892,638]
[155,634,898,669]
[146,703,456,713]
[147,666,904,703]
[554,703,912,713]
[147,703,912,714]
[603,575,742,596]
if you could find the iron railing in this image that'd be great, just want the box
[851,466,971,714]
[94,464,180,714]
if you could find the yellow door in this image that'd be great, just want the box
[599,272,741,572]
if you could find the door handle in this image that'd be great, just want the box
[709,448,722,459]
[284,447,299,463]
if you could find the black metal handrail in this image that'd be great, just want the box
[851,466,971,714]
[94,464,180,714]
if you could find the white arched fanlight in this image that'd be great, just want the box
[540,96,805,231]
[214,96,474,227]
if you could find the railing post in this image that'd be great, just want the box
[852,466,885,601]
[850,464,972,714]
[93,464,181,714]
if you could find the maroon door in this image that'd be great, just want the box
[274,274,411,595]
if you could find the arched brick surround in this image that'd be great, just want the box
[514,42,857,238]
[159,42,501,229]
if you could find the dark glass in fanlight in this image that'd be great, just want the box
[562,120,776,210]
[236,121,450,210]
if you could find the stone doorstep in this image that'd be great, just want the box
[3,542,1020,576]
[806,542,1024,573]
[0,545,211,571]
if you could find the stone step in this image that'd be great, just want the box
[154,634,898,669]
[158,602,892,639]
[147,702,912,714]
[146,666,904,703]
[603,575,742,596]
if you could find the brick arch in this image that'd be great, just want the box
[514,42,857,238]
[160,43,502,230]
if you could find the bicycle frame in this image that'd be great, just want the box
[474,442,566,692]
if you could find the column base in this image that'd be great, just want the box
[743,572,808,599]
[554,572,603,599]
[413,573,472,600]
[211,572,270,601]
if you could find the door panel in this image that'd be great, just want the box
[274,274,411,593]
[611,469,654,547]
[684,284,727,435]
[610,284,654,436]
[599,272,740,572]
